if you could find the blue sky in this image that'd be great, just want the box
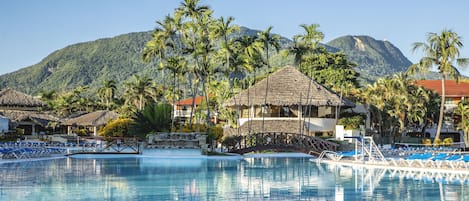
[1,0,469,76]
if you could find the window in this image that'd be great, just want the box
[281,106,290,117]
[445,98,454,105]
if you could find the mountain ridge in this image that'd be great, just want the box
[0,27,415,95]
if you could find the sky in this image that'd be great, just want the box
[1,0,469,76]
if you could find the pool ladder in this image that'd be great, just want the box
[315,137,386,163]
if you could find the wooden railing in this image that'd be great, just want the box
[226,132,339,155]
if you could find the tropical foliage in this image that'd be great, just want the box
[130,103,172,138]
[98,118,133,138]
[2,0,468,148]
[409,30,469,142]
[359,73,436,142]
[454,99,469,147]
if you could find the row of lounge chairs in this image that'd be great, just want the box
[0,147,65,160]
[389,152,469,169]
[1,141,100,148]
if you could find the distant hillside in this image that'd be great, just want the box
[0,28,416,95]
[327,35,413,83]
[0,31,156,94]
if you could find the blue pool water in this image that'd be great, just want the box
[0,155,468,201]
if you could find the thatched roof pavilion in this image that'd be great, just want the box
[223,66,356,136]
[64,110,118,127]
[224,66,354,107]
[0,110,60,135]
[63,110,119,136]
[0,88,44,109]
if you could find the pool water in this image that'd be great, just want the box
[0,156,468,200]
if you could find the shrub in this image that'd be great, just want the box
[99,118,133,137]
[73,128,88,136]
[442,137,453,146]
[338,115,364,130]
[130,102,172,138]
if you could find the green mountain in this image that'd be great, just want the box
[326,35,413,83]
[0,29,415,95]
[0,31,158,94]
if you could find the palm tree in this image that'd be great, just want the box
[211,16,239,74]
[282,36,309,67]
[176,0,211,21]
[131,102,172,138]
[38,90,57,110]
[294,24,324,134]
[97,79,117,110]
[454,100,469,147]
[297,24,324,50]
[256,26,280,133]
[410,30,469,142]
[124,75,156,111]
[177,0,216,127]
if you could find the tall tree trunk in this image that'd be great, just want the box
[434,76,446,144]
[188,74,197,128]
[261,49,270,133]
[202,78,211,126]
[464,132,469,148]
[170,72,176,131]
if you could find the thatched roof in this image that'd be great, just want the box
[63,110,119,126]
[0,88,44,107]
[224,120,307,136]
[0,110,59,127]
[224,66,354,107]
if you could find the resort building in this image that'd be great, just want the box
[223,66,355,136]
[414,80,469,128]
[415,80,469,111]
[173,96,218,124]
[0,88,59,135]
[63,110,118,136]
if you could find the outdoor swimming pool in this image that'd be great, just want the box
[0,155,468,200]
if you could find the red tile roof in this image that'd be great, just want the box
[176,96,205,106]
[414,80,469,97]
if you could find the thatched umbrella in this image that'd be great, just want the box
[224,66,355,107]
[0,88,44,109]
[63,110,119,136]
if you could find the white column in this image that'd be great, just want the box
[31,124,36,135]
[93,127,98,136]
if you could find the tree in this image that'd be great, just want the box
[257,26,281,133]
[409,30,469,142]
[130,103,172,138]
[124,75,157,111]
[454,99,469,147]
[38,90,57,110]
[97,79,117,110]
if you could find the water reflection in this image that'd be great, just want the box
[0,157,468,200]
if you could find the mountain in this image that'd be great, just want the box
[0,28,414,95]
[0,31,157,95]
[326,35,413,83]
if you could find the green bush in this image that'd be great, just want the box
[130,102,172,138]
[338,115,364,129]
[99,118,133,137]
[73,128,88,136]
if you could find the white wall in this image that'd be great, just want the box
[0,116,9,133]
